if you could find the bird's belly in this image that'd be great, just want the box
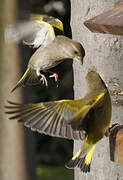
[29,58,62,71]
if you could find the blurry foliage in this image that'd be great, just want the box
[17,0,73,177]
[37,165,74,180]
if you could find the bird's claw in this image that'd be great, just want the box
[49,73,58,82]
[40,74,48,86]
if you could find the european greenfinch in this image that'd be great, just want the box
[5,14,85,92]
[5,14,64,49]
[11,35,85,92]
[5,71,112,172]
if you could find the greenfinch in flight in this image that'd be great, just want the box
[11,35,85,92]
[5,14,85,92]
[5,71,112,172]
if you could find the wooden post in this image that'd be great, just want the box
[0,0,31,180]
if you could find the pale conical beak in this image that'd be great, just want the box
[79,58,83,65]
[74,55,83,65]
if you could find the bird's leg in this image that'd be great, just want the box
[47,70,58,82]
[40,74,48,86]
[36,69,48,86]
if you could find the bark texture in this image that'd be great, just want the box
[0,0,30,180]
[71,0,123,179]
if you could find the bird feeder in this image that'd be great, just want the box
[84,0,123,165]
[109,125,123,164]
[84,0,123,36]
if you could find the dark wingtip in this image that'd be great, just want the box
[65,158,91,173]
[65,158,81,169]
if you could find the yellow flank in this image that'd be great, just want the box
[84,144,96,165]
[72,148,82,161]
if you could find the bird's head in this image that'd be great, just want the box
[86,71,106,93]
[56,36,85,64]
[71,41,85,65]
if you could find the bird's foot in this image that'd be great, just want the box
[40,74,48,86]
[49,73,58,82]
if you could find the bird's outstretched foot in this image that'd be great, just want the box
[36,69,48,86]
[49,73,58,82]
[40,74,48,86]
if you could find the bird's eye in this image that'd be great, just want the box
[74,51,78,55]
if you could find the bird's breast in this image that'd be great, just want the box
[29,56,63,71]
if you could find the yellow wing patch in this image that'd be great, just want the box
[56,99,84,113]
[72,92,105,119]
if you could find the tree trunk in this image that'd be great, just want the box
[71,0,123,179]
[0,0,30,180]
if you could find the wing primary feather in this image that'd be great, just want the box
[52,104,65,136]
[24,109,50,128]
[10,108,41,120]
[35,110,54,131]
[44,113,58,134]
[6,105,40,115]
[8,105,44,120]
[35,111,55,132]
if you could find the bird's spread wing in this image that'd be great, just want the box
[5,99,86,140]
[5,20,55,48]
[67,92,105,130]
[5,14,64,49]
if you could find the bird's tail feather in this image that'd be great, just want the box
[65,143,96,173]
[65,157,90,173]
[11,68,40,93]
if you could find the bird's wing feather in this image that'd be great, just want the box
[5,20,55,48]
[5,93,105,140]
[11,68,40,93]
[5,99,86,140]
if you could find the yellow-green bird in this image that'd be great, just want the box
[11,35,85,92]
[5,14,85,92]
[5,71,112,172]
[5,14,64,49]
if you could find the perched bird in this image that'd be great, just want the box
[11,35,85,92]
[5,14,64,49]
[5,71,112,172]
